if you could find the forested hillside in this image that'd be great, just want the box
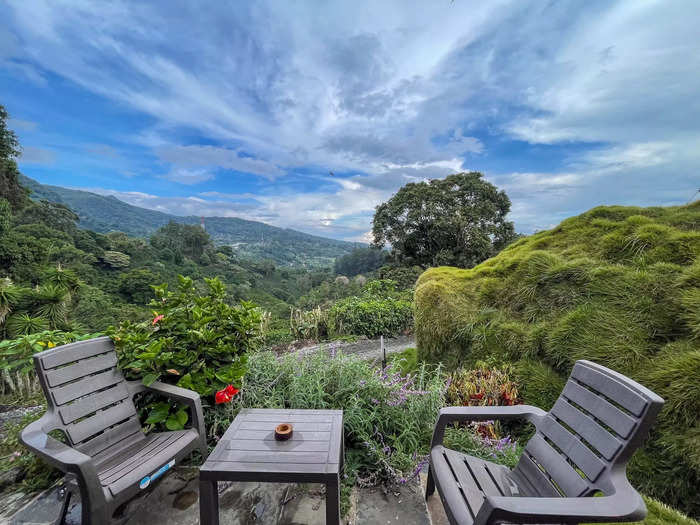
[19,174,361,268]
[415,202,700,516]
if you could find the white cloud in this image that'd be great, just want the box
[3,1,699,237]
[155,145,284,180]
[162,168,215,185]
[20,146,55,164]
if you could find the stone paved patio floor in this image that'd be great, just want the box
[3,467,449,524]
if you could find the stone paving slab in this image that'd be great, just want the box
[3,467,439,525]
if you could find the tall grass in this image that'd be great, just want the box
[415,201,700,517]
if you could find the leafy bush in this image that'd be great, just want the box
[513,358,566,411]
[289,306,329,340]
[110,275,261,429]
[446,363,519,408]
[328,279,413,338]
[414,201,700,516]
[216,350,447,488]
[0,411,59,492]
[0,330,100,397]
[328,295,412,338]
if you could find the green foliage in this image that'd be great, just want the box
[414,201,700,516]
[0,411,60,492]
[5,313,49,338]
[513,359,566,411]
[0,198,10,234]
[118,268,159,304]
[372,172,516,268]
[378,264,424,290]
[388,347,419,376]
[230,350,446,487]
[443,428,523,469]
[446,364,519,408]
[328,283,413,338]
[0,330,99,396]
[110,275,261,428]
[0,106,30,210]
[289,306,329,340]
[101,250,131,269]
[334,246,386,276]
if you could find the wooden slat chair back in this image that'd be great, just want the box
[513,360,663,499]
[34,337,145,459]
[20,337,207,524]
[426,360,664,525]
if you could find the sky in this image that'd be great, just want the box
[1,1,698,242]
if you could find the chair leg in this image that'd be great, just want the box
[53,486,72,525]
[425,465,436,498]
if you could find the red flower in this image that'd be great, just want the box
[152,314,164,326]
[215,385,240,404]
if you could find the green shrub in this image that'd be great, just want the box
[446,363,519,408]
[544,301,652,375]
[110,275,261,429]
[644,341,700,428]
[513,358,566,411]
[328,295,413,338]
[0,411,59,492]
[388,347,419,375]
[289,306,329,340]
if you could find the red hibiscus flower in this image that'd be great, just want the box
[152,314,164,326]
[215,385,240,404]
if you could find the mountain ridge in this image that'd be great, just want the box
[19,174,362,267]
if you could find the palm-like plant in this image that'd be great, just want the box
[0,277,20,327]
[34,284,70,329]
[6,313,49,337]
[42,265,81,294]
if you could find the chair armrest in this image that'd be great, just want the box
[20,416,101,489]
[431,405,546,448]
[128,380,207,454]
[475,472,646,524]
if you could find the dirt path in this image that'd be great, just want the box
[295,334,416,362]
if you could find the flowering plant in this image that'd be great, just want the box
[110,275,260,430]
[215,384,240,404]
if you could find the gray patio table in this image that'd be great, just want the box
[199,408,344,524]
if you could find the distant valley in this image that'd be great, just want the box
[19,175,362,267]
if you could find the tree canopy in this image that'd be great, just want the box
[372,172,516,268]
[334,246,387,276]
[0,105,29,210]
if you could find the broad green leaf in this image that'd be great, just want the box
[142,373,159,386]
[175,408,188,427]
[145,404,170,424]
[165,415,184,431]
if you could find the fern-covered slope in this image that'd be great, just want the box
[415,201,700,516]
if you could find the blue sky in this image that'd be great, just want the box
[1,1,698,242]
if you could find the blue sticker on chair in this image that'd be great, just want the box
[139,459,175,490]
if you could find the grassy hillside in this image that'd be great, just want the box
[415,201,700,516]
[19,175,361,268]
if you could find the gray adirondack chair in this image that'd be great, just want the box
[20,336,208,524]
[426,360,663,525]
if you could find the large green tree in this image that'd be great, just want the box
[372,172,516,268]
[334,246,386,276]
[0,105,29,210]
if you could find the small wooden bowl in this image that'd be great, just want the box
[274,423,293,441]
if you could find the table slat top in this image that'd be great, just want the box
[201,408,343,479]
